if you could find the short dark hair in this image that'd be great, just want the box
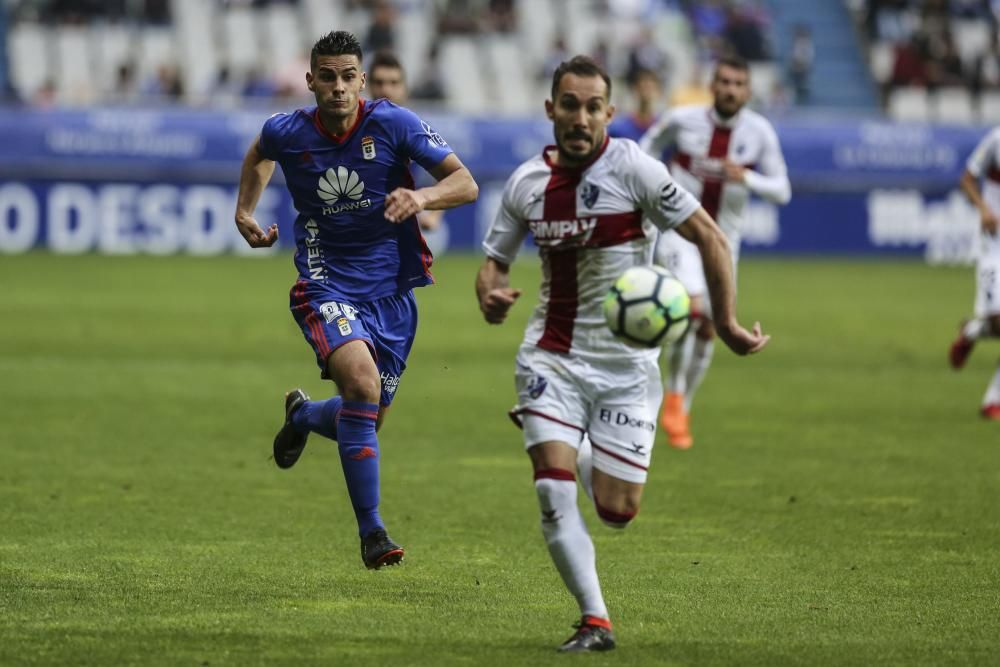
[551,55,612,101]
[370,50,404,75]
[311,31,363,70]
[715,55,749,75]
[629,67,661,87]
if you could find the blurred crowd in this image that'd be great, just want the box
[3,0,782,110]
[855,0,1000,99]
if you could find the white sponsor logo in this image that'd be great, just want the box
[421,121,448,148]
[317,166,372,215]
[529,217,597,246]
[305,219,324,280]
[867,189,978,265]
[380,371,400,395]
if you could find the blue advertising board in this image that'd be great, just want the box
[0,107,988,262]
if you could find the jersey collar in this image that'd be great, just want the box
[542,134,610,173]
[312,99,367,144]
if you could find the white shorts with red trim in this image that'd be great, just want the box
[975,258,1000,317]
[509,345,662,484]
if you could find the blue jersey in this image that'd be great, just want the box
[608,113,656,143]
[259,99,454,300]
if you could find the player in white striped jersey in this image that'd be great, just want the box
[475,55,769,653]
[639,56,791,448]
[950,126,1000,420]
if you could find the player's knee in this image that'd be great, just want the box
[339,372,381,403]
[593,493,639,529]
[533,468,577,524]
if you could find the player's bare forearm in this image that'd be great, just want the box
[422,155,479,210]
[677,208,769,355]
[476,257,521,325]
[384,155,478,223]
[235,136,279,247]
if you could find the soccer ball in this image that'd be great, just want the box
[603,265,691,347]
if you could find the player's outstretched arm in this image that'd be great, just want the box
[476,257,522,325]
[234,135,279,248]
[384,154,479,223]
[676,208,770,355]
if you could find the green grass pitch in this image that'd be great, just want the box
[1,253,998,666]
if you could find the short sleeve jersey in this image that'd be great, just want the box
[483,137,700,361]
[965,127,1000,263]
[259,99,454,300]
[639,105,789,247]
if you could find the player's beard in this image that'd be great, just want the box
[714,97,743,119]
[556,129,602,167]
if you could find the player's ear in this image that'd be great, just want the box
[306,70,315,92]
[606,102,616,123]
[360,71,366,90]
[544,99,555,121]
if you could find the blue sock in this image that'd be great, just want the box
[291,396,342,441]
[336,401,383,537]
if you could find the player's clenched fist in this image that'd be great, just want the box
[716,320,770,356]
[384,188,426,223]
[480,287,522,324]
[235,215,279,248]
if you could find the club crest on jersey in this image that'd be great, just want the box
[581,182,600,208]
[526,374,548,399]
[361,135,376,160]
[337,317,352,336]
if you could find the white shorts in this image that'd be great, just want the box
[975,259,1000,317]
[509,345,662,484]
[655,230,706,296]
[653,229,741,308]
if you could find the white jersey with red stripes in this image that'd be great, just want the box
[483,137,700,360]
[639,104,790,247]
[964,126,1000,264]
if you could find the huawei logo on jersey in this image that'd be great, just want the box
[317,166,372,215]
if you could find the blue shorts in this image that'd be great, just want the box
[289,280,418,406]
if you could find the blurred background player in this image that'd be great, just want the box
[234,31,478,569]
[366,50,447,248]
[640,56,791,449]
[476,55,768,652]
[607,68,663,143]
[950,126,1000,421]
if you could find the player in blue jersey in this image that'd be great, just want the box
[234,31,479,569]
[607,68,662,143]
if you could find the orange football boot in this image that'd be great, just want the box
[660,391,693,449]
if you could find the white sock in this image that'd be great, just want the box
[535,475,609,620]
[666,331,695,394]
[576,435,594,502]
[984,363,1000,405]
[684,337,715,412]
[963,319,986,340]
